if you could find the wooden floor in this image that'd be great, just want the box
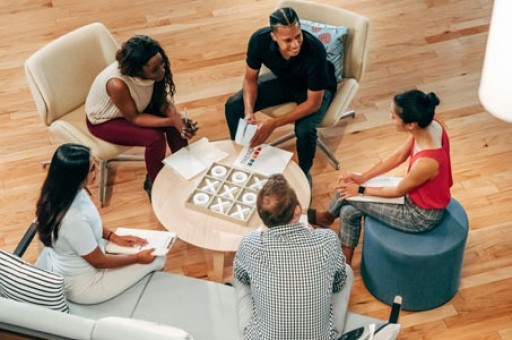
[1,0,511,339]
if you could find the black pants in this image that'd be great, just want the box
[225,73,333,175]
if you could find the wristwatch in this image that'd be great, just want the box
[358,185,366,196]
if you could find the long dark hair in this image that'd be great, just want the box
[394,90,440,128]
[116,35,176,115]
[36,144,91,247]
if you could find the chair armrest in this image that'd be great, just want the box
[13,222,37,258]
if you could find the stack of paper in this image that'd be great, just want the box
[163,137,228,180]
[105,228,177,256]
[234,118,258,147]
[233,144,293,176]
[347,176,405,204]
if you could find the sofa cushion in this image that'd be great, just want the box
[132,272,238,340]
[301,19,348,82]
[92,317,192,340]
[0,249,69,313]
[68,274,152,319]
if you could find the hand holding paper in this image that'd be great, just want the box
[235,118,258,147]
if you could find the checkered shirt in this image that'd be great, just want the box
[234,222,347,340]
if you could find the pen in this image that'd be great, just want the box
[183,108,190,151]
[242,120,248,138]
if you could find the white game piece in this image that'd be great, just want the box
[211,165,227,178]
[210,197,231,213]
[219,185,238,200]
[242,192,256,205]
[231,204,251,220]
[192,192,209,206]
[249,177,266,190]
[231,171,248,184]
[201,178,219,193]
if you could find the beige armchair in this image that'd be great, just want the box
[25,23,143,206]
[261,0,370,169]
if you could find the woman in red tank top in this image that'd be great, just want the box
[309,90,453,264]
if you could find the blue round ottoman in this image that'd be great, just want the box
[361,198,469,311]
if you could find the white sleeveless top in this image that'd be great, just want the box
[85,62,155,125]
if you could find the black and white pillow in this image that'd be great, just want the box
[0,249,69,313]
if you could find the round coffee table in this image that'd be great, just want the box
[152,140,311,281]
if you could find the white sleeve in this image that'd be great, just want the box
[61,214,99,256]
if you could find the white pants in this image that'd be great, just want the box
[65,256,166,305]
[235,265,355,337]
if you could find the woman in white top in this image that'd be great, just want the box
[85,35,198,200]
[35,143,165,304]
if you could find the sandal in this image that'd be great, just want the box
[307,208,334,228]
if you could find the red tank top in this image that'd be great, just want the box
[407,122,453,209]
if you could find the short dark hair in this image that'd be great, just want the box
[257,174,299,227]
[269,7,300,32]
[393,90,441,128]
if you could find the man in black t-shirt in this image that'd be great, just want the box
[225,7,337,183]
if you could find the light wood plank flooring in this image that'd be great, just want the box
[1,0,511,339]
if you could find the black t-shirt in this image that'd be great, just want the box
[246,27,337,95]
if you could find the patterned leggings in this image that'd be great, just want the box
[328,193,445,248]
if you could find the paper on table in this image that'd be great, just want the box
[163,137,228,180]
[233,144,293,176]
[347,176,404,204]
[105,228,177,257]
[235,118,258,147]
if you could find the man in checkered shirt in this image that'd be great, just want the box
[234,174,351,339]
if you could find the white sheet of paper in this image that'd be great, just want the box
[105,228,177,256]
[163,137,228,180]
[347,176,405,204]
[234,118,258,147]
[233,144,293,176]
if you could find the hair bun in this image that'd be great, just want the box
[426,92,440,108]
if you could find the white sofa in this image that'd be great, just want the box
[0,225,382,339]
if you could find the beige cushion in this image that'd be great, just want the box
[49,105,129,160]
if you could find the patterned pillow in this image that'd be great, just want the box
[0,249,69,313]
[301,19,349,82]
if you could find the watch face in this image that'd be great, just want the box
[358,186,365,195]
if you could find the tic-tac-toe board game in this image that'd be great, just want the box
[185,162,268,225]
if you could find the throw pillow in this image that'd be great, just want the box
[0,249,69,313]
[301,19,349,82]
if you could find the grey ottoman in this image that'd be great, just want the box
[361,198,469,311]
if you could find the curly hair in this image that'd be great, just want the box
[116,35,176,115]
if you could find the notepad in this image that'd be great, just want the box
[233,144,293,176]
[347,176,405,204]
[105,228,177,257]
[162,137,228,180]
[234,118,258,147]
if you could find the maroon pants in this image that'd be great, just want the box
[87,118,187,182]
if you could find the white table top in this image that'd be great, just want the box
[152,140,311,252]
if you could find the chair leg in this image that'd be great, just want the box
[98,154,143,207]
[99,160,108,207]
[338,110,356,121]
[317,136,340,170]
